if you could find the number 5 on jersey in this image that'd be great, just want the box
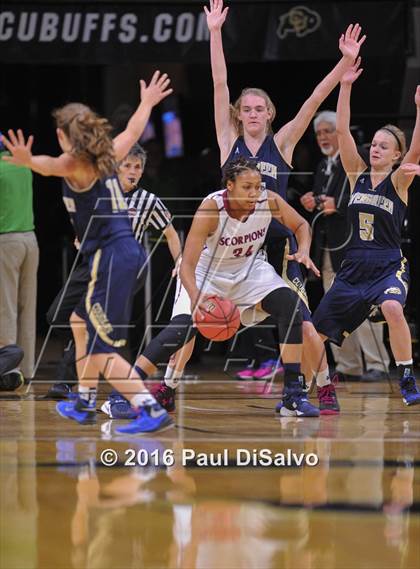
[359,212,374,241]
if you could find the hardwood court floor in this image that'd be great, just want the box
[1,372,419,569]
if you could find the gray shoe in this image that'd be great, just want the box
[362,369,388,382]
[334,371,362,382]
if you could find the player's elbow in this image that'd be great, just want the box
[294,218,311,238]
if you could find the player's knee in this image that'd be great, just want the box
[381,300,404,326]
[261,288,302,323]
[302,321,318,343]
[141,314,197,365]
[261,288,302,344]
[70,312,84,326]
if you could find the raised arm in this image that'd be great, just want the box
[267,190,320,276]
[179,199,219,311]
[336,59,366,188]
[392,85,420,200]
[2,129,77,177]
[204,0,236,163]
[275,24,366,165]
[113,71,172,162]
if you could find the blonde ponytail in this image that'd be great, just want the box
[53,103,116,179]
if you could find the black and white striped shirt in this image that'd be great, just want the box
[125,187,172,243]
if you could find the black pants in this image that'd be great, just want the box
[46,259,90,383]
[0,344,24,376]
[47,259,91,341]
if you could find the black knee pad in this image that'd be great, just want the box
[261,288,303,344]
[141,314,197,366]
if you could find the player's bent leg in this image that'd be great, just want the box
[60,311,173,430]
[260,288,320,417]
[152,337,197,413]
[105,314,197,426]
[381,301,411,361]
[102,314,197,419]
[381,300,420,406]
[302,322,340,415]
[135,314,197,377]
[56,313,99,423]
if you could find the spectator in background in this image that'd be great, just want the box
[300,111,390,381]
[0,132,39,380]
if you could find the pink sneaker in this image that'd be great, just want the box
[236,366,255,380]
[253,359,284,381]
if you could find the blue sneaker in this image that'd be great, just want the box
[399,375,420,406]
[275,378,320,417]
[101,391,137,419]
[275,374,308,413]
[116,403,174,435]
[56,396,97,425]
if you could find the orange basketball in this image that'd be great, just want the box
[195,296,240,341]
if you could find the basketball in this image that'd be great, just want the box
[195,296,240,341]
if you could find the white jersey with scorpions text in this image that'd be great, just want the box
[172,188,291,326]
[197,188,271,278]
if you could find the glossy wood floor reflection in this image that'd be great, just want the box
[1,373,419,569]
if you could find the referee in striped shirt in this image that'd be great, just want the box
[46,143,181,400]
[122,144,181,272]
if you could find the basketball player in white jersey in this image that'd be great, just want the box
[119,158,321,431]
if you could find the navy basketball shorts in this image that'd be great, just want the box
[75,237,146,354]
[265,233,312,322]
[313,249,409,346]
[281,235,312,322]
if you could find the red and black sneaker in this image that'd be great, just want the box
[317,383,340,415]
[151,381,176,412]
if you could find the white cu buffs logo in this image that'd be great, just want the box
[277,6,321,39]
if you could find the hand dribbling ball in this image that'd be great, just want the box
[195,296,240,341]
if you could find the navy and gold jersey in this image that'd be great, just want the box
[62,175,133,254]
[347,171,406,252]
[222,135,292,239]
[222,135,291,199]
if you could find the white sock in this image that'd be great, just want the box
[315,368,331,388]
[130,392,157,409]
[164,366,183,389]
[396,359,413,366]
[78,385,97,406]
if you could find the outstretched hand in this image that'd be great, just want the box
[286,251,320,277]
[339,23,366,63]
[400,163,420,177]
[341,56,363,85]
[1,129,34,167]
[140,71,173,108]
[204,0,229,32]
